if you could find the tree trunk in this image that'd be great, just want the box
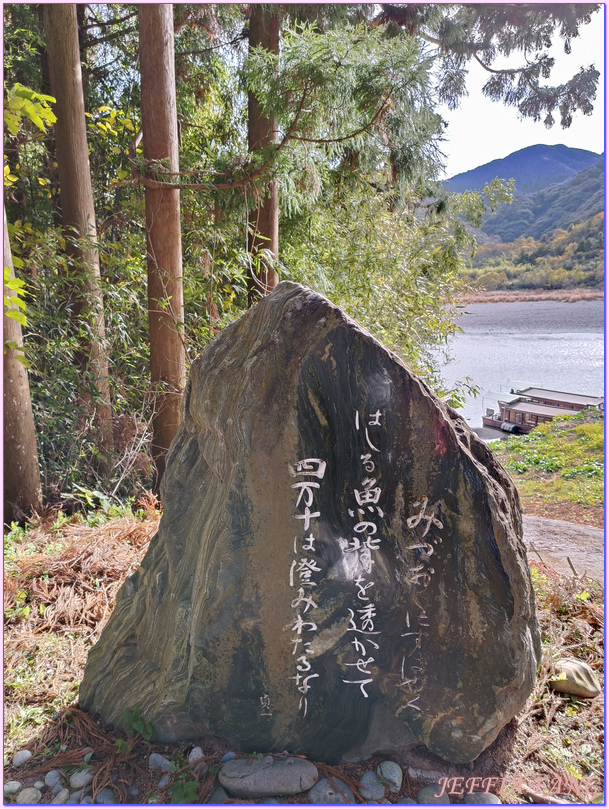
[247,4,280,305]
[4,211,43,522]
[42,4,113,469]
[139,4,186,492]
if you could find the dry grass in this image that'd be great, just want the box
[4,511,159,752]
[501,562,604,804]
[457,289,603,305]
[4,513,604,804]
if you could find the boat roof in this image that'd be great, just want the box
[518,387,604,406]
[506,401,583,417]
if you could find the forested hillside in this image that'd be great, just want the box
[3,3,603,517]
[464,213,604,291]
[446,143,601,196]
[482,158,604,242]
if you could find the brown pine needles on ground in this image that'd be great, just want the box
[4,513,604,804]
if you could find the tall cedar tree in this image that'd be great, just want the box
[139,4,186,491]
[41,3,113,467]
[4,211,43,522]
[247,4,280,304]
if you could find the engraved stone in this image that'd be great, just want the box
[79,282,540,763]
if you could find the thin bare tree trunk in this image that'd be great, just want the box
[42,3,113,469]
[139,4,186,492]
[4,211,43,522]
[247,4,280,305]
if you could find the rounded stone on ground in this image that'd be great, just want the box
[395,799,417,804]
[16,787,42,804]
[12,750,33,767]
[219,756,318,798]
[80,796,93,804]
[221,751,237,763]
[66,792,81,804]
[69,770,93,790]
[157,775,170,789]
[45,770,63,788]
[359,770,386,800]
[308,777,355,804]
[53,782,66,795]
[4,781,22,796]
[258,799,280,804]
[51,788,71,804]
[377,760,403,793]
[188,746,205,764]
[463,792,502,804]
[209,785,230,803]
[129,785,139,796]
[416,784,451,804]
[148,753,175,772]
[94,787,117,804]
[34,780,45,790]
[550,658,602,699]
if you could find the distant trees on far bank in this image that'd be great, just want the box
[464,213,604,292]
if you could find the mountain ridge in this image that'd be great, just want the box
[446,144,601,197]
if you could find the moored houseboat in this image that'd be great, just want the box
[482,388,604,434]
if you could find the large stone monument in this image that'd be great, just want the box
[79,282,540,764]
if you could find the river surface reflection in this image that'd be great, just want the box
[438,300,605,427]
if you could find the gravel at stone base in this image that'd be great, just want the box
[4,746,510,805]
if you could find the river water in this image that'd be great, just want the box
[437,300,605,427]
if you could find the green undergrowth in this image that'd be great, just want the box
[492,410,604,509]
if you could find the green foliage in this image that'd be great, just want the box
[493,412,604,508]
[4,83,56,136]
[4,265,28,327]
[123,706,153,740]
[170,779,198,804]
[115,738,131,753]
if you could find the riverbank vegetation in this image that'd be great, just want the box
[463,213,604,294]
[492,410,604,528]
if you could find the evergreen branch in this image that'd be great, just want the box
[176,34,247,57]
[79,11,138,31]
[132,85,310,192]
[289,93,391,144]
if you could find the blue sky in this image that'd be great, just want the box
[437,5,606,178]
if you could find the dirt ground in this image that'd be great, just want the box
[523,514,604,583]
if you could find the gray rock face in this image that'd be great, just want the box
[79,282,540,764]
[148,753,174,772]
[12,750,32,767]
[417,784,451,804]
[94,787,117,804]
[4,781,22,796]
[188,746,204,765]
[16,787,42,804]
[463,792,502,804]
[219,756,318,798]
[308,777,355,804]
[208,786,229,804]
[45,770,63,788]
[377,761,402,793]
[69,771,93,790]
[358,770,386,800]
[550,658,601,699]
